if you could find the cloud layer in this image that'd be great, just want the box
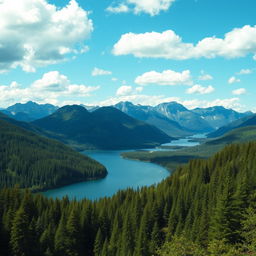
[0,71,99,107]
[113,25,256,60]
[0,0,93,72]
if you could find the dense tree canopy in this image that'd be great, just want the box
[0,119,107,191]
[1,141,256,255]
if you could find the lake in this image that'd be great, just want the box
[43,135,203,200]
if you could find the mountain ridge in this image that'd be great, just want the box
[32,105,171,150]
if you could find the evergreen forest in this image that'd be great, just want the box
[0,119,107,191]
[1,141,256,255]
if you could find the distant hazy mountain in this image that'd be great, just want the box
[4,101,58,121]
[192,106,252,129]
[32,105,171,150]
[114,101,192,137]
[114,101,252,136]
[208,113,256,138]
[154,102,213,133]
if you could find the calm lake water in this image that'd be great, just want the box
[43,150,169,200]
[43,135,204,200]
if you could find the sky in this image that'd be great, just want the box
[0,0,256,112]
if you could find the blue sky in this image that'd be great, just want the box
[0,0,256,111]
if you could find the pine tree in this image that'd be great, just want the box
[119,212,134,256]
[209,171,236,243]
[66,208,81,256]
[94,228,103,256]
[54,215,68,256]
[150,221,161,254]
[108,215,120,256]
[10,207,31,256]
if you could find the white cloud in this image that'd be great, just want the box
[32,71,99,96]
[116,85,143,96]
[107,0,175,16]
[198,73,213,81]
[232,88,247,95]
[182,98,242,111]
[135,70,192,86]
[186,84,215,95]
[116,85,133,96]
[0,71,99,107]
[106,4,129,13]
[228,76,241,84]
[237,69,253,75]
[32,71,69,92]
[0,0,93,72]
[113,25,256,60]
[127,0,175,16]
[92,67,112,76]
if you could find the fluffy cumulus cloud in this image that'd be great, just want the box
[0,71,99,107]
[116,85,133,96]
[135,70,192,86]
[186,84,215,95]
[232,88,247,95]
[92,67,112,76]
[113,25,256,60]
[0,0,93,72]
[107,0,175,16]
[228,76,241,84]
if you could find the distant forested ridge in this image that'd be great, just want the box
[1,141,256,255]
[32,105,171,150]
[0,118,107,191]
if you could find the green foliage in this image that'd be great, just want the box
[241,207,256,254]
[1,141,256,255]
[157,235,205,256]
[10,207,31,256]
[0,118,107,190]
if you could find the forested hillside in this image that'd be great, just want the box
[33,105,171,150]
[0,118,107,191]
[1,141,256,255]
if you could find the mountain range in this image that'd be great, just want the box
[32,105,171,150]
[2,101,58,121]
[114,101,251,137]
[208,113,256,138]
[1,101,253,141]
